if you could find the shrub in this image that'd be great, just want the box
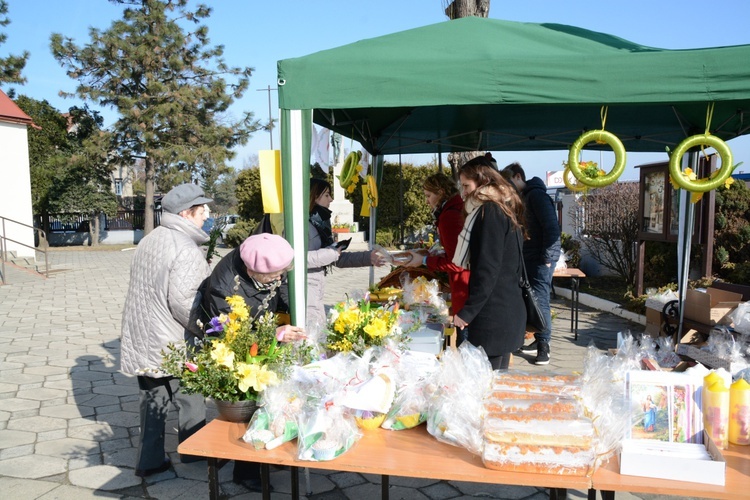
[560,232,581,268]
[714,180,750,283]
[376,227,395,248]
[223,219,255,248]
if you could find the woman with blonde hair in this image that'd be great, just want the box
[451,156,527,369]
[405,172,470,345]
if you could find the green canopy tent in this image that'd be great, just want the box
[276,17,750,329]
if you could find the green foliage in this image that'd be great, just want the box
[50,0,260,233]
[15,95,75,213]
[235,167,264,222]
[0,1,28,86]
[346,161,436,242]
[714,181,750,282]
[224,219,255,248]
[560,232,581,268]
[375,228,395,248]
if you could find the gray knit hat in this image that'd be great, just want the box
[162,184,213,214]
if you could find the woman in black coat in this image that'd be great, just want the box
[201,233,304,492]
[452,156,527,370]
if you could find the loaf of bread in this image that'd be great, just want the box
[482,441,594,476]
[484,397,580,415]
[483,412,594,448]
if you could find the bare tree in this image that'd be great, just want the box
[442,1,491,176]
[443,0,490,19]
[571,182,640,287]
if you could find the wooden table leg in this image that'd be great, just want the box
[550,487,568,499]
[207,457,220,500]
[571,276,580,340]
[291,466,300,500]
[261,463,271,500]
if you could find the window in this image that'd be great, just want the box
[114,178,123,196]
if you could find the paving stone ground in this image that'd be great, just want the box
[0,244,700,499]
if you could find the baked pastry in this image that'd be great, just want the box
[483,412,594,448]
[311,438,340,461]
[484,397,580,415]
[482,441,594,476]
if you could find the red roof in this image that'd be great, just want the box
[0,88,33,126]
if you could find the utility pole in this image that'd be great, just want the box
[257,85,278,149]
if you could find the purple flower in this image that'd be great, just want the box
[206,316,225,334]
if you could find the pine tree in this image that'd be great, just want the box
[50,0,259,234]
[0,0,28,87]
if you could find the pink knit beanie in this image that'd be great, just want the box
[239,234,294,274]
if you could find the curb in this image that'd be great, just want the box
[554,286,646,326]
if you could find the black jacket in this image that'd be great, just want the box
[521,177,561,265]
[201,248,289,324]
[455,202,526,357]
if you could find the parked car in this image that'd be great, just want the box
[215,214,240,242]
[201,217,215,233]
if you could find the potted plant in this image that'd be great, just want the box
[162,296,310,421]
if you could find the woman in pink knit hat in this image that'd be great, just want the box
[200,233,303,491]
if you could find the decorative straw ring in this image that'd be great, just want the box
[567,130,627,188]
[563,166,588,192]
[668,134,734,193]
[339,151,359,189]
[366,174,378,207]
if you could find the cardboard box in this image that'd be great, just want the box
[620,430,725,486]
[407,323,443,355]
[684,287,742,326]
[644,306,662,336]
[676,343,734,372]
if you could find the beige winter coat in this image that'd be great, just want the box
[120,212,210,377]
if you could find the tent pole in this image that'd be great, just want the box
[675,151,698,343]
[399,153,404,245]
[369,155,384,287]
[280,108,312,329]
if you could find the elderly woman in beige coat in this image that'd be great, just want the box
[120,183,212,478]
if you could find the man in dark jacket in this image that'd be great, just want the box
[503,163,561,365]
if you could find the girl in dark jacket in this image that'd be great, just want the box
[452,156,527,370]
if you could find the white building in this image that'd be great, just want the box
[0,89,35,258]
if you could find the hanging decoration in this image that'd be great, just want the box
[562,165,589,192]
[339,151,362,190]
[366,174,378,208]
[360,184,371,217]
[668,103,737,196]
[567,107,626,188]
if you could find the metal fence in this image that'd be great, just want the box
[34,210,162,232]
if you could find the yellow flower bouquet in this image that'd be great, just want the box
[162,295,307,402]
[325,298,409,356]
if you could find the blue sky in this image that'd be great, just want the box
[3,0,749,182]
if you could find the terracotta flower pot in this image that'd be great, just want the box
[214,399,258,423]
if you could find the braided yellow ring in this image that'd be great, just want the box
[567,130,626,188]
[563,166,588,192]
[366,174,378,207]
[668,134,734,193]
[339,151,359,189]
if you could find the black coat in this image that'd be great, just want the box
[201,248,289,323]
[455,202,526,357]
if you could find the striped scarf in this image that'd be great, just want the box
[451,197,483,270]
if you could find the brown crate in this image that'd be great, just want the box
[684,288,742,326]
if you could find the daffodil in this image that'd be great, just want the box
[364,317,388,338]
[226,295,249,321]
[210,341,235,369]
[235,362,279,393]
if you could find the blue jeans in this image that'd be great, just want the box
[526,261,553,344]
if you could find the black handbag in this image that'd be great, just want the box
[516,231,547,333]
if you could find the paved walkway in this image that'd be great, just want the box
[0,245,680,500]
